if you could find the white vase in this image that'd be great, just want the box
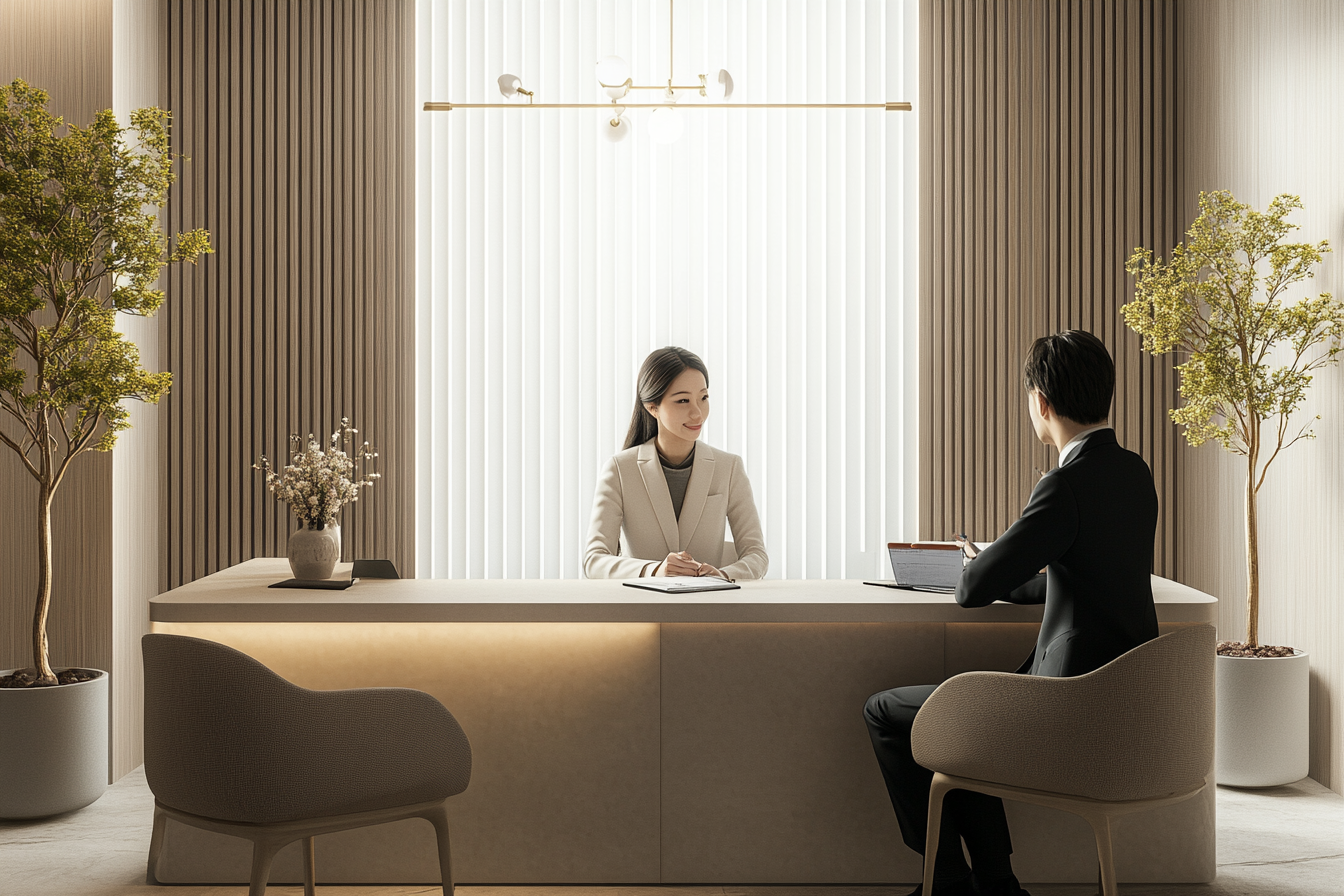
[0,668,109,819]
[1215,649,1310,787]
[287,521,341,580]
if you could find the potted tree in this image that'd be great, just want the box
[1123,190,1344,786]
[0,80,210,817]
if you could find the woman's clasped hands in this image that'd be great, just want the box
[655,550,724,579]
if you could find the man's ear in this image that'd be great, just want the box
[1033,390,1053,420]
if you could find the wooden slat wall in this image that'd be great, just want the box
[1176,0,1344,793]
[918,0,1181,577]
[163,0,416,589]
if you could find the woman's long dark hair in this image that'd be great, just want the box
[623,346,710,450]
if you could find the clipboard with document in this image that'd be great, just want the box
[624,576,741,593]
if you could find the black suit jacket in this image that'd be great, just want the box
[955,429,1159,678]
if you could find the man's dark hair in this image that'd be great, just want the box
[1022,330,1114,424]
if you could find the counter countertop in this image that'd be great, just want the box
[150,558,1217,624]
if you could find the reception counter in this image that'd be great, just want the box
[149,560,1217,886]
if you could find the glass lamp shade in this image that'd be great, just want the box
[711,69,735,100]
[647,107,683,144]
[596,56,630,98]
[604,115,630,142]
[498,73,524,99]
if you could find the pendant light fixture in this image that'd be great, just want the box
[424,0,912,132]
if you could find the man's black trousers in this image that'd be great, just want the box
[863,684,1014,883]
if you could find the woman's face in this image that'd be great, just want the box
[647,367,709,448]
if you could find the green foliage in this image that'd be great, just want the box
[1123,191,1344,492]
[0,79,212,682]
[0,79,212,484]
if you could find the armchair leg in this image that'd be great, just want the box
[1085,813,1117,896]
[145,804,168,885]
[248,838,282,896]
[923,772,954,896]
[302,836,317,896]
[423,802,456,896]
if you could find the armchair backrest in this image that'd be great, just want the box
[912,624,1215,801]
[142,633,471,823]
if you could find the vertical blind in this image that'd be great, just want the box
[416,0,919,579]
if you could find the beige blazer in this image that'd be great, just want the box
[583,439,768,580]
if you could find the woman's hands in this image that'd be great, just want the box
[654,551,726,578]
[656,551,701,576]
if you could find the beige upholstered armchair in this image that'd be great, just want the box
[911,624,1215,896]
[142,633,473,896]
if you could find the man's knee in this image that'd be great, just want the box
[866,683,940,731]
[864,687,918,734]
[863,690,890,730]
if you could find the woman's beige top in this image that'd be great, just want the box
[583,438,769,580]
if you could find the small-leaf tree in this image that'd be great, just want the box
[1123,191,1344,650]
[0,79,211,686]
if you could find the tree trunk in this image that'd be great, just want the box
[1244,453,1260,649]
[31,482,57,685]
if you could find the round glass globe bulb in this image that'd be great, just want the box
[647,107,684,144]
[596,56,630,89]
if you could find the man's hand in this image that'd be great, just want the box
[656,551,701,577]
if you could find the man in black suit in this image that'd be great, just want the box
[863,330,1159,896]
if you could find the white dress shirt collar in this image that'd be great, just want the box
[1058,424,1112,467]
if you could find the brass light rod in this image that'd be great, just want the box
[628,83,712,91]
[425,102,913,111]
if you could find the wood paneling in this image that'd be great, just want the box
[1177,0,1344,793]
[918,0,1181,576]
[162,0,417,589]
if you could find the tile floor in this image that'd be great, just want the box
[1,767,1340,896]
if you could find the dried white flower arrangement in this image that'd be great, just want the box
[253,416,381,528]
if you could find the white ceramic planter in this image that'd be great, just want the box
[1215,650,1309,787]
[0,668,109,818]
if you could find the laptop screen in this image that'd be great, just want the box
[887,543,964,591]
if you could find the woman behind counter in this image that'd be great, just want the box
[583,346,769,580]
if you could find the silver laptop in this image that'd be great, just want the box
[865,542,964,592]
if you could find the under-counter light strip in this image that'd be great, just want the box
[424,101,913,111]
